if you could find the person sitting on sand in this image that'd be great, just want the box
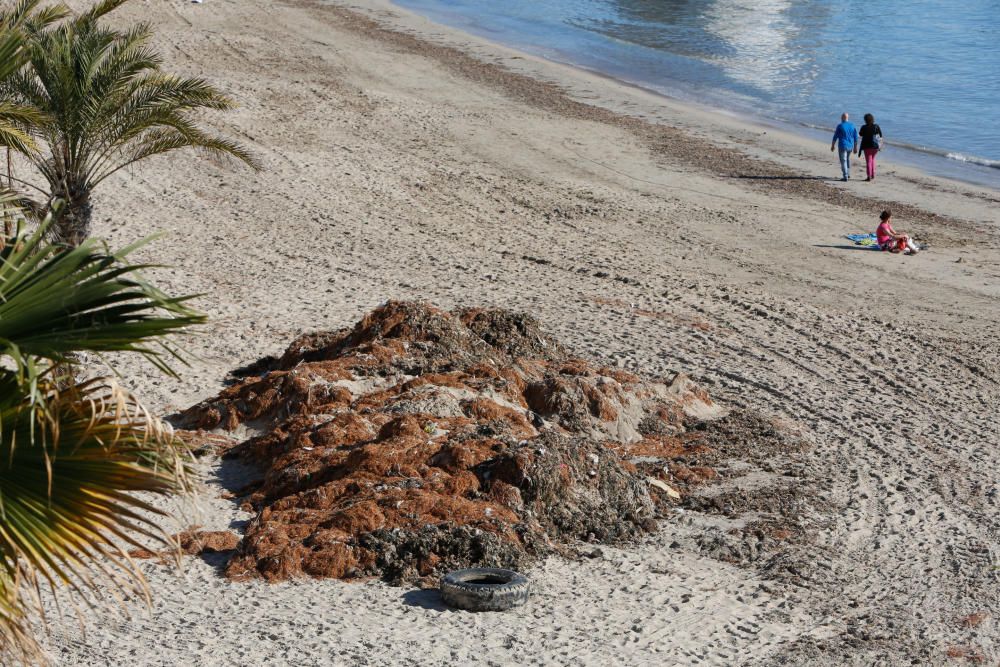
[876,210,919,254]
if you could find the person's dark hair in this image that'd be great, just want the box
[864,113,875,124]
[880,210,891,221]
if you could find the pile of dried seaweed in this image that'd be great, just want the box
[179,301,726,584]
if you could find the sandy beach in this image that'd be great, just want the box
[36,0,1000,664]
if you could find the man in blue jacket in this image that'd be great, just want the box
[830,112,859,181]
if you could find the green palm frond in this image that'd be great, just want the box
[86,73,259,182]
[0,216,206,380]
[0,23,40,153]
[0,27,23,79]
[0,1,69,33]
[79,0,130,23]
[0,187,42,222]
[0,373,192,663]
[0,101,41,151]
[0,196,203,662]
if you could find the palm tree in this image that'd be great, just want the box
[0,1,64,154]
[1,0,259,246]
[0,17,207,662]
[0,5,56,236]
[0,199,206,662]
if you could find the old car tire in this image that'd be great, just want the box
[440,568,530,611]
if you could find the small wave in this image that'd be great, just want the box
[873,139,1000,171]
[794,120,1000,171]
[900,141,1000,170]
[945,152,1000,170]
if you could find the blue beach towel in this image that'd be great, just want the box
[845,233,880,248]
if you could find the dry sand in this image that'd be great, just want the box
[35,0,1000,664]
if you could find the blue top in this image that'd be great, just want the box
[833,121,859,150]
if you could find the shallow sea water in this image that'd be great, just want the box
[396,0,1000,187]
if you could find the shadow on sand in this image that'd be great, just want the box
[813,244,881,251]
[401,589,451,611]
[213,456,264,494]
[734,174,840,182]
[198,550,233,574]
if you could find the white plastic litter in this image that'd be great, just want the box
[647,478,681,499]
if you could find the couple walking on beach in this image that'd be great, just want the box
[831,112,883,182]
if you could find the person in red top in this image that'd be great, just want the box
[876,210,919,254]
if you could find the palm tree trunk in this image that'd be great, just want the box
[49,191,93,247]
[3,149,13,242]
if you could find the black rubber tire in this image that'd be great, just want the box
[439,568,530,611]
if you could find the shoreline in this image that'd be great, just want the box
[391,0,1000,190]
[323,0,1000,248]
[39,0,1000,664]
[338,0,1000,225]
[550,53,1000,190]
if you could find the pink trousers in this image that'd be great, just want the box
[863,148,878,179]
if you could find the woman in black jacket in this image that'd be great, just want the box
[858,114,883,181]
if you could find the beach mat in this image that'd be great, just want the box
[845,233,880,248]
